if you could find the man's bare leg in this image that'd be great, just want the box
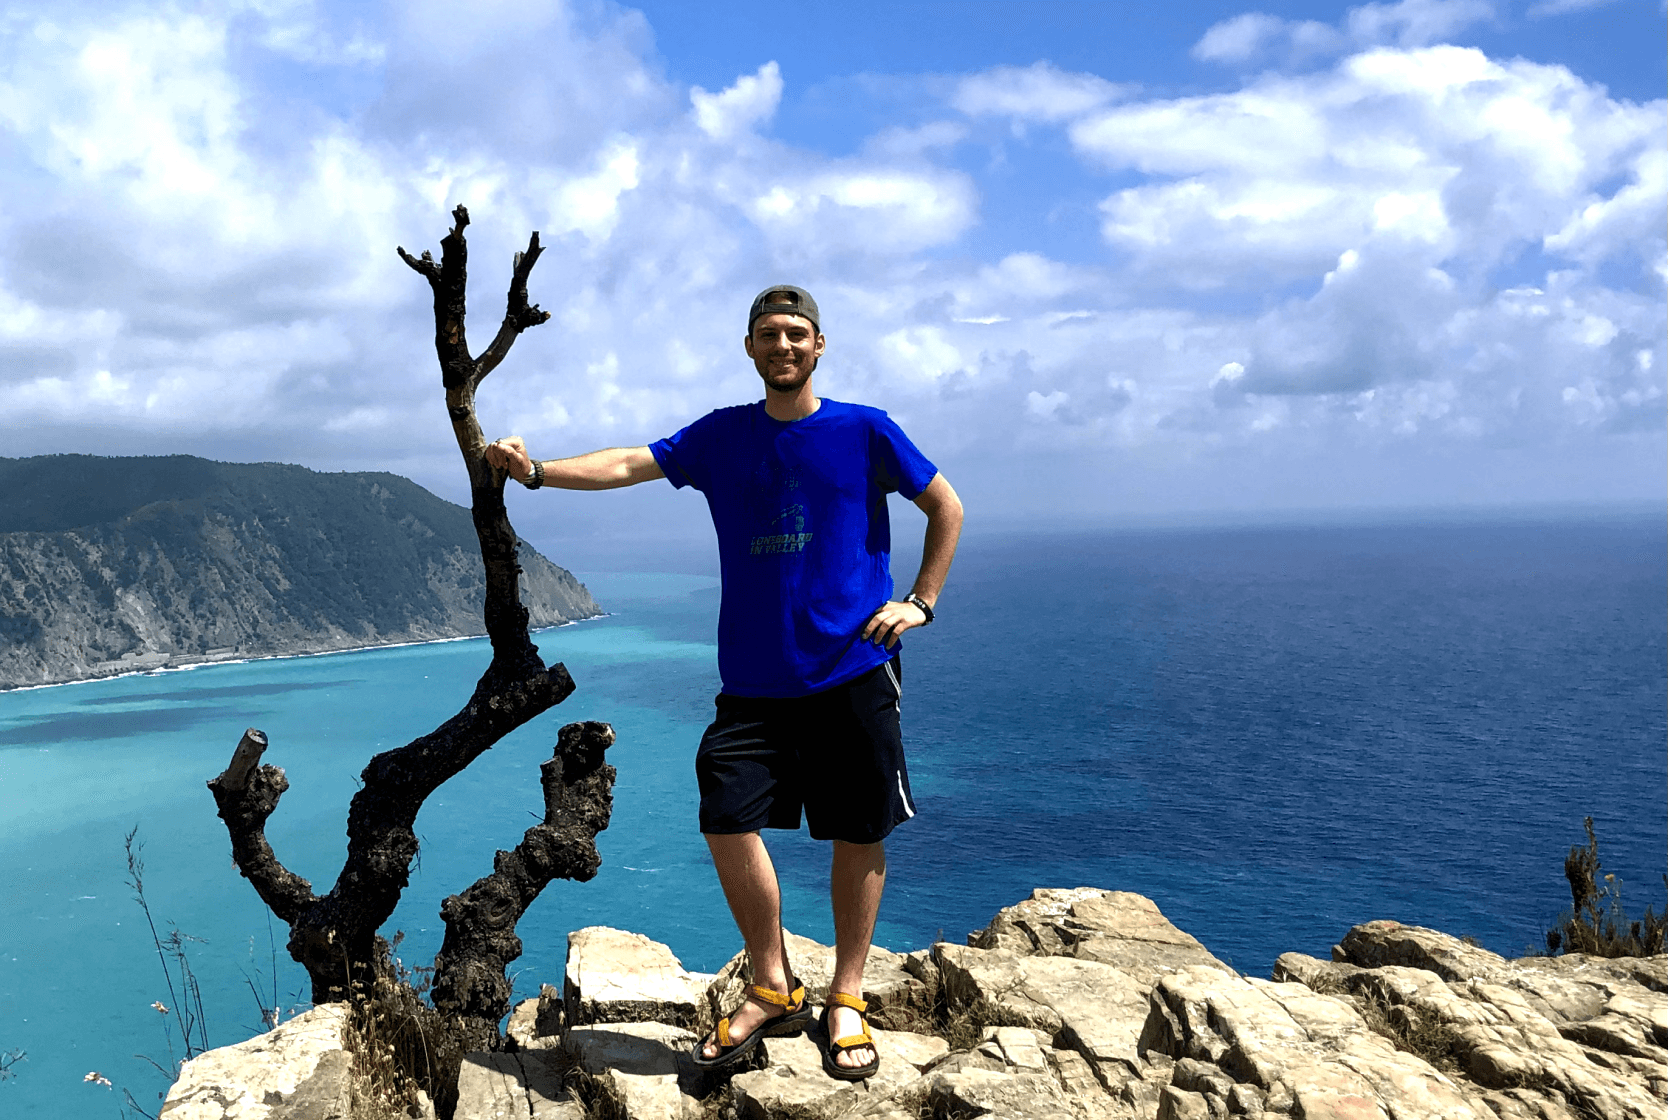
[828,839,886,1070]
[701,831,794,1059]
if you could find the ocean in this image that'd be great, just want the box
[1,514,1664,1117]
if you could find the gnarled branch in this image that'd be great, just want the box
[207,729,317,925]
[430,720,616,1033]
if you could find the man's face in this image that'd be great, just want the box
[745,313,825,393]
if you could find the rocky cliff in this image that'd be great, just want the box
[160,889,1668,1120]
[0,455,601,689]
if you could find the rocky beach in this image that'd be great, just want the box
[158,888,1668,1120]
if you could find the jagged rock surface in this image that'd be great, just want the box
[160,1003,436,1120]
[0,455,601,689]
[566,926,716,1031]
[163,895,1668,1120]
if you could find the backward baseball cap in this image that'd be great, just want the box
[748,285,820,334]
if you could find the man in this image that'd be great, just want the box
[486,286,962,1080]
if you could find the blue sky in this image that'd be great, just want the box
[0,0,1661,550]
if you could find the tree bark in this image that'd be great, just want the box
[209,206,615,1013]
[430,720,617,1047]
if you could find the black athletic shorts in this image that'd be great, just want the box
[696,653,915,844]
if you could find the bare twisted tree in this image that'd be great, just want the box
[207,207,614,1048]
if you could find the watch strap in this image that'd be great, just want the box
[906,593,934,624]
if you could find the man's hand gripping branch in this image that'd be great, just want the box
[486,437,664,491]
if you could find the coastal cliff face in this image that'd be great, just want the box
[160,889,1668,1120]
[0,455,601,690]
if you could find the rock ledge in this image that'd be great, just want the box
[162,891,1668,1120]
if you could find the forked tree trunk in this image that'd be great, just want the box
[207,208,615,1036]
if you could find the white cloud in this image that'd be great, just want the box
[952,62,1127,122]
[1345,0,1496,48]
[1194,0,1495,67]
[0,0,1657,518]
[1069,46,1662,288]
[1193,14,1333,63]
[690,62,783,140]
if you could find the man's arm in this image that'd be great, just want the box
[862,472,964,648]
[486,436,664,490]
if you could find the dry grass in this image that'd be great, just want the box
[342,982,453,1120]
[1351,988,1467,1076]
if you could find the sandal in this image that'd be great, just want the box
[690,977,812,1070]
[819,992,880,1082]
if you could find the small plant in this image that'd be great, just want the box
[125,826,211,1064]
[1352,986,1467,1075]
[336,936,466,1120]
[0,1049,23,1082]
[1544,817,1666,958]
[121,825,215,1118]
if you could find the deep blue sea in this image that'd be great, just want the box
[2,515,1664,1117]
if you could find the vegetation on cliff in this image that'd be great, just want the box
[0,454,600,689]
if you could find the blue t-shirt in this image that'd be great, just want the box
[649,399,938,698]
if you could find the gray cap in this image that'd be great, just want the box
[748,285,820,334]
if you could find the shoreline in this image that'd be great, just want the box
[0,611,611,695]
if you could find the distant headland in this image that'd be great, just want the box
[0,455,601,690]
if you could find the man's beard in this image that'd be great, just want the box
[760,357,817,393]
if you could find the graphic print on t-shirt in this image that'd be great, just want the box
[746,456,813,556]
[751,502,813,555]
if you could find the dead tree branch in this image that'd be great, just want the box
[430,720,616,1045]
[212,206,612,1012]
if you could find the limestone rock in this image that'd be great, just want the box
[981,1025,1054,1074]
[1294,922,1668,1119]
[455,1050,582,1120]
[923,1067,1078,1119]
[971,888,1233,987]
[161,1004,359,1120]
[565,1022,702,1120]
[701,930,931,1034]
[506,986,564,1053]
[934,940,1152,1084]
[1151,924,1668,1120]
[566,927,714,1030]
[1272,951,1369,993]
[971,887,1114,954]
[1142,965,1496,1120]
[728,1026,947,1119]
[1333,919,1510,981]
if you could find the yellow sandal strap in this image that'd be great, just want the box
[715,1017,734,1048]
[748,982,805,1010]
[832,1029,874,1050]
[827,991,868,1013]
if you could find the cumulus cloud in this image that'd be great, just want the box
[0,0,1658,518]
[1069,46,1663,289]
[952,62,1129,122]
[690,62,783,140]
[1193,0,1495,67]
[932,39,1662,470]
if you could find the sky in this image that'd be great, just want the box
[0,0,1662,560]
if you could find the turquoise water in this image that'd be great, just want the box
[3,519,1664,1117]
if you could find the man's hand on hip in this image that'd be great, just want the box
[862,599,928,649]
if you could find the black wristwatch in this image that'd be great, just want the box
[521,460,545,490]
[906,593,934,624]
